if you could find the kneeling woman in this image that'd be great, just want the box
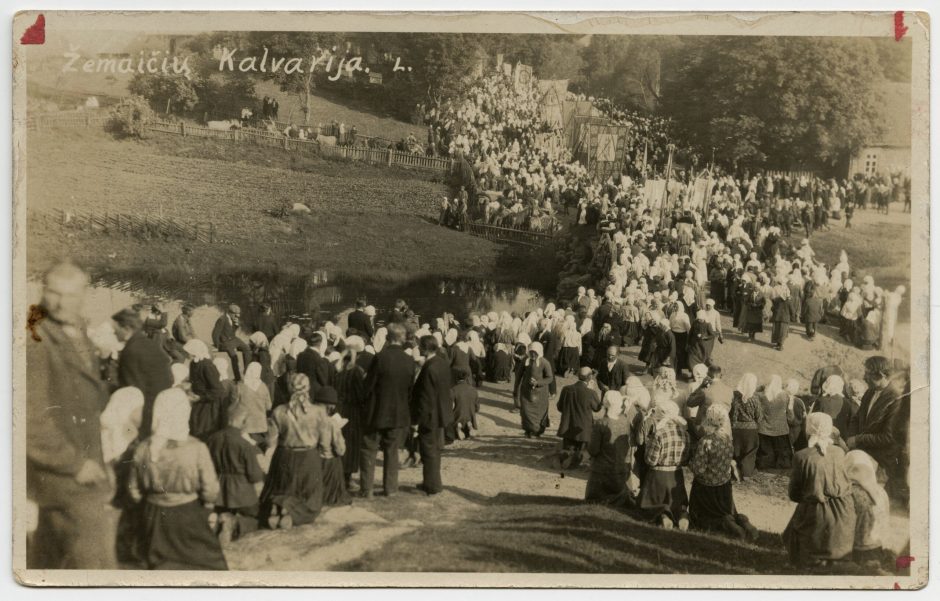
[689,404,758,540]
[638,400,691,529]
[260,373,329,529]
[128,388,227,570]
[783,413,856,567]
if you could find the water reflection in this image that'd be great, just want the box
[26,269,547,339]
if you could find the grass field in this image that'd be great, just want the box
[24,128,548,286]
[255,80,420,142]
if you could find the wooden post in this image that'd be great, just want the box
[180,121,185,136]
[387,149,393,167]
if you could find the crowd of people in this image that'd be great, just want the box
[26,60,912,576]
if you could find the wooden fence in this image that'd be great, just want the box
[142,119,453,173]
[31,208,222,244]
[765,170,818,180]
[26,111,110,131]
[462,220,556,247]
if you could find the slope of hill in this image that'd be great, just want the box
[24,128,509,284]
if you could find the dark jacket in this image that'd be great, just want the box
[363,345,415,430]
[347,310,374,339]
[771,296,793,323]
[255,314,278,342]
[206,426,265,510]
[596,358,630,393]
[802,296,825,324]
[411,354,454,429]
[849,384,904,471]
[212,314,239,349]
[296,348,333,391]
[556,381,602,442]
[451,382,480,428]
[118,330,173,437]
[27,316,111,507]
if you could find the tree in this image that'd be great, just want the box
[579,35,682,110]
[244,32,343,124]
[659,37,886,170]
[128,71,198,115]
[105,95,154,138]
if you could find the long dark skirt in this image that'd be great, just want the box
[673,332,689,373]
[322,455,351,506]
[190,399,225,442]
[638,468,688,522]
[585,470,628,503]
[140,500,227,570]
[772,321,789,346]
[559,347,580,376]
[520,388,549,436]
[757,433,793,469]
[732,428,760,478]
[622,322,640,347]
[259,446,323,527]
[687,338,714,369]
[492,350,512,382]
[689,480,736,531]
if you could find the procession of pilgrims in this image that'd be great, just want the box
[27,61,910,574]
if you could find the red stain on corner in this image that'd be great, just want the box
[895,555,915,570]
[894,11,908,42]
[20,14,45,45]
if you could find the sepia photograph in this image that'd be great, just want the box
[9,9,930,588]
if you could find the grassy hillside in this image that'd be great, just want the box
[24,128,525,285]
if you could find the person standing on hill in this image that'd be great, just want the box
[347,299,375,340]
[114,307,174,438]
[410,335,453,495]
[27,262,118,569]
[360,323,414,498]
[557,367,602,468]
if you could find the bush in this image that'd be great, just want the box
[105,95,154,138]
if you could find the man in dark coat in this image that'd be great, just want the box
[770,290,793,351]
[296,332,333,392]
[596,345,630,394]
[212,304,252,381]
[113,307,173,438]
[410,335,454,495]
[556,367,602,467]
[347,299,375,340]
[255,303,278,342]
[26,263,117,569]
[361,323,414,497]
[848,356,906,499]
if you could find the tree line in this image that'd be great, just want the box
[126,32,911,172]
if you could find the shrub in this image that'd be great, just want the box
[105,95,154,138]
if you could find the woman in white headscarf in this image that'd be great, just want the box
[519,341,554,438]
[371,326,388,353]
[845,450,890,563]
[638,400,691,529]
[235,362,272,446]
[585,391,632,503]
[757,375,793,469]
[102,386,147,564]
[783,412,856,567]
[558,315,581,378]
[184,340,227,442]
[689,404,758,540]
[813,374,854,438]
[467,330,487,388]
[730,373,763,479]
[129,387,227,570]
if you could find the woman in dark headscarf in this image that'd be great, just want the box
[259,373,328,529]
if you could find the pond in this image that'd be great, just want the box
[25,268,550,341]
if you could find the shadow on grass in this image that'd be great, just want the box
[334,489,796,574]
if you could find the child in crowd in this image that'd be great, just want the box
[451,368,480,440]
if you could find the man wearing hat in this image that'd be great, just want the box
[213,303,252,381]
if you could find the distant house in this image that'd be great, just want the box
[848,82,911,178]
